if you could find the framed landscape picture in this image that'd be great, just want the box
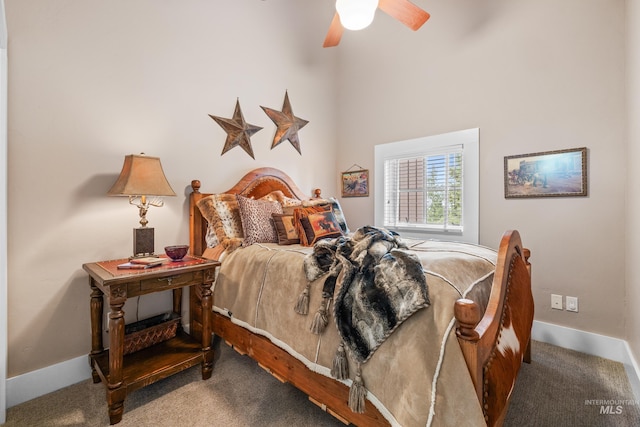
[341,169,369,197]
[504,147,587,198]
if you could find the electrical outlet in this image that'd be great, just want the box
[551,294,563,310]
[566,296,579,312]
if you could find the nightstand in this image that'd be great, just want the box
[82,256,220,425]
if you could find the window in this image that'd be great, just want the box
[374,129,479,243]
[384,147,463,230]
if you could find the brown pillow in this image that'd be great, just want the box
[299,211,343,246]
[293,205,331,246]
[237,195,283,246]
[272,213,300,245]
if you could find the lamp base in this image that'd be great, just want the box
[133,227,155,258]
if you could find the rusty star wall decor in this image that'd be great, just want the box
[261,91,309,155]
[209,99,262,159]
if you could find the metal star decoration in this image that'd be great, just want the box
[261,91,309,155]
[209,99,262,159]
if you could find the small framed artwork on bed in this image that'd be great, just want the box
[341,169,369,197]
[504,147,587,198]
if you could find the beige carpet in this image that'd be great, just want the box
[4,340,640,426]
[505,341,640,427]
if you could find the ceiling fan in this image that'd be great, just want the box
[323,0,431,48]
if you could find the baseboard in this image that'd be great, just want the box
[532,320,640,400]
[623,340,640,403]
[6,321,640,408]
[6,354,91,408]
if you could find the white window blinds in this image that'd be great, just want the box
[383,145,463,231]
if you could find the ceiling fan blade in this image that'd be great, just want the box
[323,12,344,48]
[378,0,430,31]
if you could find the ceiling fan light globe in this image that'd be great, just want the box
[336,0,378,31]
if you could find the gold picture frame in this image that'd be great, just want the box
[504,147,587,198]
[341,169,369,197]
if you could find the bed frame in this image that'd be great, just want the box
[188,167,534,427]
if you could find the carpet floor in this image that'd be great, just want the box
[4,340,639,426]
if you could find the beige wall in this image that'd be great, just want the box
[4,0,337,377]
[335,0,627,338]
[627,0,640,368]
[4,0,636,378]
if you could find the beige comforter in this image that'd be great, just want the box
[213,239,497,427]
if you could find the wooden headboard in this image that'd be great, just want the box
[189,167,309,257]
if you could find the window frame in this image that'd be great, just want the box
[374,128,479,244]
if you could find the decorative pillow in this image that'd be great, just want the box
[280,194,303,208]
[196,194,244,247]
[299,211,343,246]
[301,197,350,234]
[302,198,329,207]
[272,213,300,245]
[293,205,331,246]
[260,190,284,203]
[237,195,283,246]
[328,197,350,234]
[260,190,302,210]
[282,204,301,215]
[204,224,220,248]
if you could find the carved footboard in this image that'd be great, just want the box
[455,230,534,427]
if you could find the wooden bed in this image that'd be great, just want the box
[188,167,534,427]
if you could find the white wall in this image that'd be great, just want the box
[0,0,7,421]
[626,0,640,374]
[4,0,337,377]
[336,0,627,338]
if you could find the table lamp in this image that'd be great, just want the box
[107,153,176,258]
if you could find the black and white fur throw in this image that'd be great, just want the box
[297,226,430,412]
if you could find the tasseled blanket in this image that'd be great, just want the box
[295,226,430,413]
